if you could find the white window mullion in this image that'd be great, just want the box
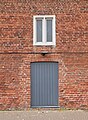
[53,16,56,46]
[42,18,44,44]
[33,16,36,45]
[42,19,43,43]
[44,17,46,44]
[42,17,45,44]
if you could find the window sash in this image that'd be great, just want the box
[46,18,53,42]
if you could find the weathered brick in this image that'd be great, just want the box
[0,0,88,110]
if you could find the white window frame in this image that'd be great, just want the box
[33,15,56,46]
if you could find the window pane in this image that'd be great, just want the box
[36,19,42,42]
[46,19,52,42]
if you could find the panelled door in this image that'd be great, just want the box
[31,62,58,107]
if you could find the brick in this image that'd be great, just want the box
[0,0,88,110]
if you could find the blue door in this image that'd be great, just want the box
[31,62,58,107]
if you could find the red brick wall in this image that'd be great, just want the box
[0,0,88,110]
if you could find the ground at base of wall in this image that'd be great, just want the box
[0,110,88,120]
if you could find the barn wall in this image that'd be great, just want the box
[0,0,88,110]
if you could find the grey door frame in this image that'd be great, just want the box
[30,62,59,108]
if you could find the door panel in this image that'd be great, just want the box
[31,62,58,107]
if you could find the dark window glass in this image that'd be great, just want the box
[46,19,52,42]
[36,19,42,42]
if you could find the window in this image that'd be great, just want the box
[33,15,56,46]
